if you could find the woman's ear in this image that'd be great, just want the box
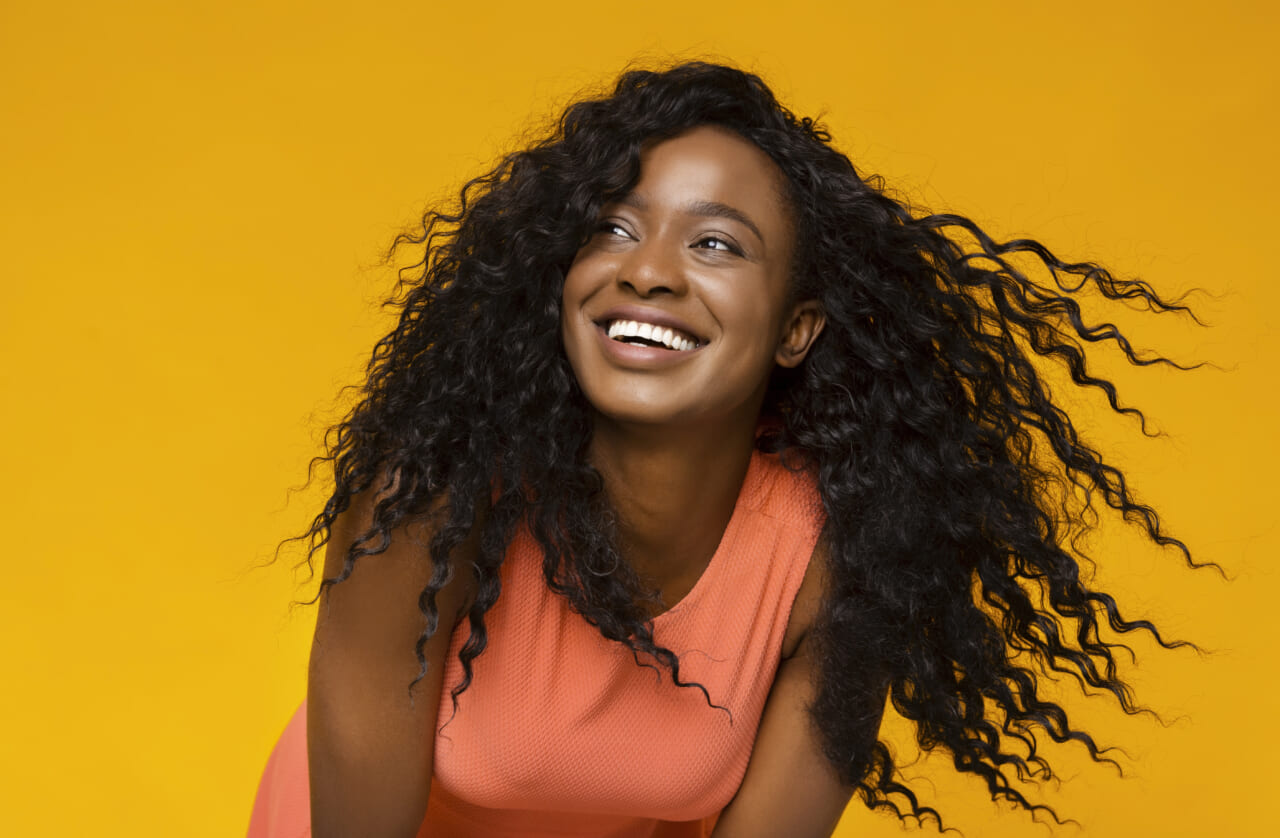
[775,300,826,369]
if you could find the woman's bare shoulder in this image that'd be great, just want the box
[320,471,480,614]
[780,530,831,660]
[307,473,482,835]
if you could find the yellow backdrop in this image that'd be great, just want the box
[3,1,1275,835]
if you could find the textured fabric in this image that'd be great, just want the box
[248,449,825,837]
[249,702,311,838]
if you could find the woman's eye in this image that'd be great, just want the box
[694,236,739,254]
[596,222,631,239]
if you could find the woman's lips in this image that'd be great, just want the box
[593,305,707,346]
[603,318,698,351]
[591,320,704,365]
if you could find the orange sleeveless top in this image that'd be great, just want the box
[247,449,825,838]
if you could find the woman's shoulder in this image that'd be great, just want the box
[779,526,830,660]
[738,448,830,660]
[744,447,826,537]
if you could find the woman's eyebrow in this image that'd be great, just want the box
[684,200,764,245]
[615,193,765,245]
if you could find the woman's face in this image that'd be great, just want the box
[560,124,823,430]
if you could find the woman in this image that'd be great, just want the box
[250,61,1202,836]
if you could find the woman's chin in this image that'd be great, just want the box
[585,395,763,439]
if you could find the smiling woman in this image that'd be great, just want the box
[561,126,824,432]
[247,61,1207,837]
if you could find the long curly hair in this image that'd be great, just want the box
[294,61,1208,826]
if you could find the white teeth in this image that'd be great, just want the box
[603,319,698,351]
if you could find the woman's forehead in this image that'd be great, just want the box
[615,126,794,245]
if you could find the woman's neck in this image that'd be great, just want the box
[587,414,760,602]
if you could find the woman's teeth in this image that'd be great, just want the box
[605,319,698,351]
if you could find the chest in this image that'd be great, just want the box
[429,461,822,823]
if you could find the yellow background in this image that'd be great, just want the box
[2,1,1275,835]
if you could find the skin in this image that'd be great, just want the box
[308,125,859,836]
[309,485,482,836]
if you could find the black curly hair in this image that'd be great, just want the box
[293,60,1209,827]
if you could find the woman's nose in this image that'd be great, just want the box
[617,237,687,297]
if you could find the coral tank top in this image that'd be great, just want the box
[247,449,825,838]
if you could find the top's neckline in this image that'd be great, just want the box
[651,449,767,627]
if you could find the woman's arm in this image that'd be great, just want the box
[711,545,887,838]
[307,481,479,838]
[711,636,852,837]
